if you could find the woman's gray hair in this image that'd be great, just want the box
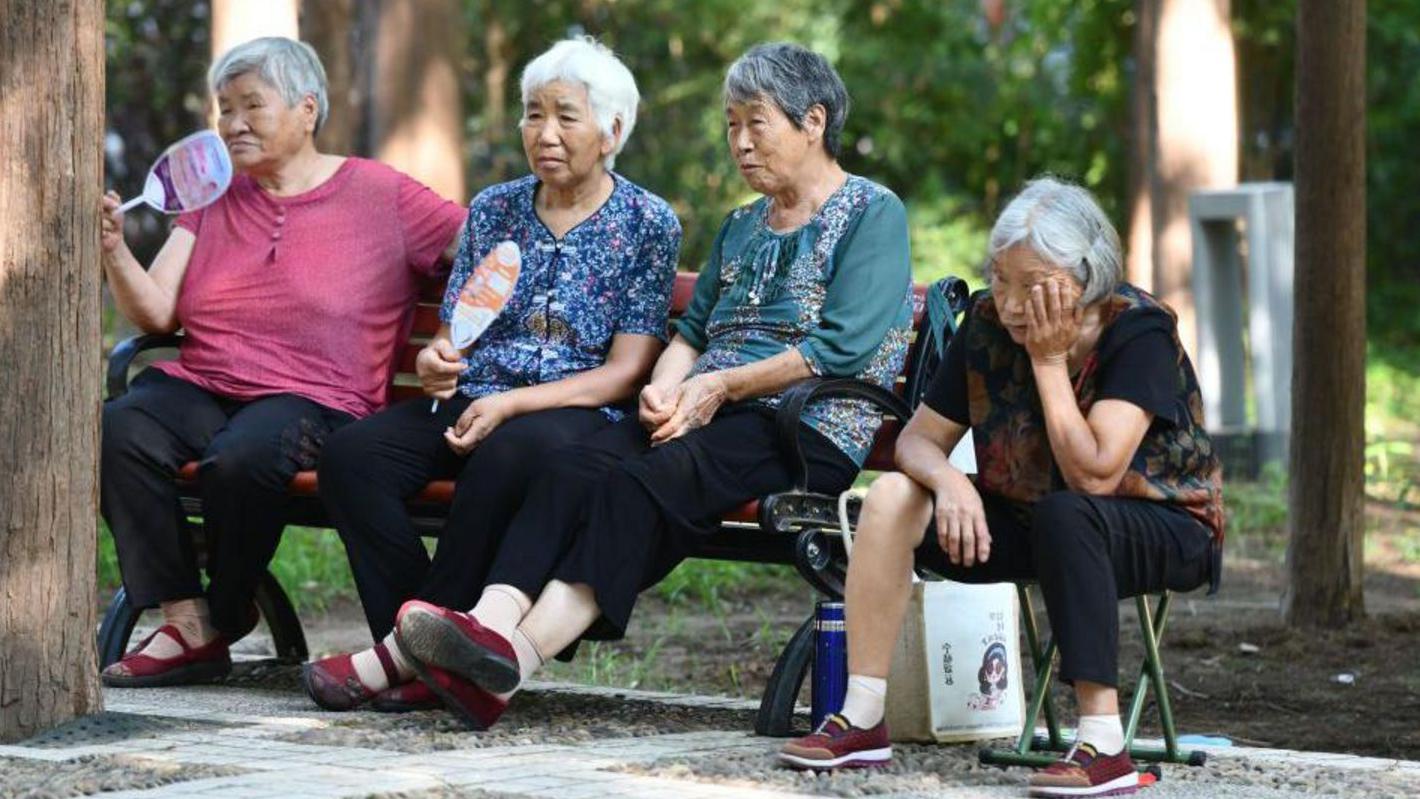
[520,37,640,171]
[989,176,1123,305]
[209,37,329,133]
[724,43,850,159]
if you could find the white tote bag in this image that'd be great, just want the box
[838,435,1025,743]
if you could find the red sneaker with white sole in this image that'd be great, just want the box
[778,714,892,770]
[1028,743,1140,797]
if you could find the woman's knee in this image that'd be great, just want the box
[858,472,933,548]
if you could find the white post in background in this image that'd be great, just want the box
[1190,182,1295,473]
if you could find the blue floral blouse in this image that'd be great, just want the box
[441,174,682,419]
[674,175,914,465]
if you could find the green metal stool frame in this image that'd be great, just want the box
[978,585,1208,769]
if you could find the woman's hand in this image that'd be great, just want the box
[101,191,127,256]
[416,338,467,399]
[650,372,729,445]
[933,469,991,567]
[638,382,679,432]
[444,393,515,455]
[1024,276,1083,365]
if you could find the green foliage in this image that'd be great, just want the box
[653,560,795,616]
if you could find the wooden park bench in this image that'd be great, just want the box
[97,269,1208,767]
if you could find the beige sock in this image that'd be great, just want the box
[350,632,415,692]
[495,626,547,701]
[469,584,532,639]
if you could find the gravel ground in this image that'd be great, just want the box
[275,688,761,753]
[0,754,247,799]
[618,744,1420,799]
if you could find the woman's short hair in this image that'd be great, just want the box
[989,176,1123,305]
[520,37,640,171]
[209,37,330,133]
[723,43,850,159]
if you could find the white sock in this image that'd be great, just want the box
[469,584,532,639]
[1076,714,1125,755]
[494,626,546,701]
[350,632,415,692]
[839,675,888,729]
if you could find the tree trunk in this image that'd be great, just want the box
[367,0,468,202]
[210,0,301,128]
[1150,0,1238,355]
[1282,0,1367,628]
[302,0,359,155]
[0,0,105,742]
[211,0,301,60]
[1126,0,1157,291]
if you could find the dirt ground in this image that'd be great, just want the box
[291,499,1419,761]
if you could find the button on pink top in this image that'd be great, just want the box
[154,158,464,418]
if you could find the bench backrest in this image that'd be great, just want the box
[396,273,929,472]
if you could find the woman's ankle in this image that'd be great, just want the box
[161,598,219,648]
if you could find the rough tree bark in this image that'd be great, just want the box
[367,0,468,202]
[0,0,105,742]
[1149,0,1237,355]
[1282,0,1367,628]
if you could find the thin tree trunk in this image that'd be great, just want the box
[303,0,359,155]
[1283,0,1367,628]
[367,0,467,202]
[211,0,301,60]
[0,0,105,742]
[1150,0,1238,355]
[210,0,301,128]
[1126,0,1157,291]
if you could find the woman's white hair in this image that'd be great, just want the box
[520,37,640,170]
[989,176,1123,305]
[209,37,329,133]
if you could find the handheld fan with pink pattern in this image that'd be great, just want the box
[431,241,522,412]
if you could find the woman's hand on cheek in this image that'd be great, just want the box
[1024,277,1082,365]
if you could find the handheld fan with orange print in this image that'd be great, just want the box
[431,240,523,413]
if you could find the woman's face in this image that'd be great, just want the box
[725,96,819,197]
[989,243,1082,345]
[216,72,316,174]
[521,81,613,190]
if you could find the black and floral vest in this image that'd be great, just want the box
[962,284,1225,546]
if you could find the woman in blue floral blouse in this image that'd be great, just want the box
[305,37,681,713]
[385,43,916,730]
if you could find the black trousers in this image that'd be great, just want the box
[485,406,860,643]
[317,396,610,639]
[914,490,1213,688]
[101,368,352,637]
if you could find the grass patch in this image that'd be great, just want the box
[96,520,357,614]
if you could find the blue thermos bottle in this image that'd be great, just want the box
[811,600,848,728]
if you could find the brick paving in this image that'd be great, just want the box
[0,680,1415,798]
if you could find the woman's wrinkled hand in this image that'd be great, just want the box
[416,338,467,399]
[101,191,127,256]
[444,393,514,455]
[650,373,729,445]
[1024,275,1083,365]
[638,382,679,432]
[933,470,991,567]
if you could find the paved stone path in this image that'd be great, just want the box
[1,680,1416,798]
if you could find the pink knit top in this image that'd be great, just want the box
[154,157,464,418]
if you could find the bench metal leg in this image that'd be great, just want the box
[97,586,141,669]
[254,569,308,663]
[979,589,1206,769]
[755,614,814,737]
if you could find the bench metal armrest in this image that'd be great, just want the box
[774,377,913,492]
[107,333,183,399]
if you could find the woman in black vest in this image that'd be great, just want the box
[779,177,1223,799]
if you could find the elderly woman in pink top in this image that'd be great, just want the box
[98,37,465,687]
